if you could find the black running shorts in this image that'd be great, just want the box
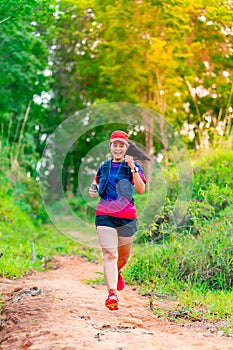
[95,215,138,237]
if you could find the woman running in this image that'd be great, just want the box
[89,130,150,310]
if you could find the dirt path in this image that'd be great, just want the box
[0,256,232,350]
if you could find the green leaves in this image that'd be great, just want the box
[1,0,233,193]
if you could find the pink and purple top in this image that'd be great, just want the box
[95,161,146,219]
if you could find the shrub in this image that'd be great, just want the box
[136,198,216,244]
[198,183,233,214]
[127,220,233,292]
[192,149,233,198]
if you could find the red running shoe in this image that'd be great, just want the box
[105,292,119,311]
[117,271,125,291]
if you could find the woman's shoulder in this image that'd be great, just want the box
[100,159,111,166]
[98,159,111,170]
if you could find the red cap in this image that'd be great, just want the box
[110,130,129,145]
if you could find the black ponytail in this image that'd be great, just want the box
[126,141,151,161]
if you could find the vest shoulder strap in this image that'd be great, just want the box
[100,159,111,168]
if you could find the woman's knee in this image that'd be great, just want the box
[102,248,118,261]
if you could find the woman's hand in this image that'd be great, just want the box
[88,184,98,198]
[124,155,135,169]
[125,155,145,194]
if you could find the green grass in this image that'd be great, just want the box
[123,217,233,333]
[127,225,233,289]
[177,288,233,321]
[0,196,100,278]
[0,223,100,278]
[84,271,105,286]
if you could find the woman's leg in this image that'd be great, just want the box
[97,226,118,293]
[117,235,134,271]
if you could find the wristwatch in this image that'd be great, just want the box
[131,166,139,173]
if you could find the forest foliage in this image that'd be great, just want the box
[0,0,232,192]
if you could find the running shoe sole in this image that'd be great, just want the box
[105,294,119,311]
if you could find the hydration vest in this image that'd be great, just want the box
[98,159,134,201]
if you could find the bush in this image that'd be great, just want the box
[127,220,233,292]
[192,149,233,198]
[136,198,216,244]
[133,149,233,292]
[139,148,233,243]
[198,183,233,214]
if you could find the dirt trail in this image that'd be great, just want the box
[0,256,232,350]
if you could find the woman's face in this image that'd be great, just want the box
[110,141,128,162]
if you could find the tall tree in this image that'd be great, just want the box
[0,0,56,171]
[91,0,233,149]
